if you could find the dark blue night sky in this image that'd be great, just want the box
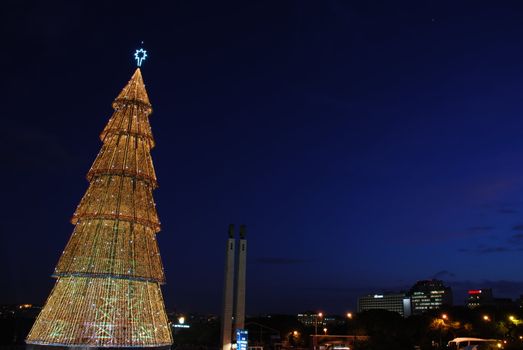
[2,0,523,315]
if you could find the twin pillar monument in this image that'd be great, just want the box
[221,224,248,350]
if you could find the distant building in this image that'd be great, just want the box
[468,289,515,309]
[357,293,411,317]
[467,289,494,308]
[324,315,346,326]
[297,311,325,326]
[493,298,515,309]
[0,304,41,320]
[410,280,452,315]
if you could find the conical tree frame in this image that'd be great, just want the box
[26,68,173,348]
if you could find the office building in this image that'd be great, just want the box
[357,293,411,317]
[468,289,515,309]
[297,312,325,326]
[410,280,452,315]
[467,289,494,308]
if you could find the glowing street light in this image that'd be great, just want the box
[483,315,490,322]
[323,328,328,335]
[314,312,324,335]
[347,312,353,319]
[442,314,448,320]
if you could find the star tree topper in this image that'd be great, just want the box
[134,48,148,67]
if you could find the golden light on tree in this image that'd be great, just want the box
[26,68,172,348]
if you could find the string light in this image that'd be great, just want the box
[27,68,172,347]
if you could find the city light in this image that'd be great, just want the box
[483,315,490,321]
[468,290,482,294]
[508,315,522,325]
[347,312,353,319]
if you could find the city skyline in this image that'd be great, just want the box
[3,1,523,315]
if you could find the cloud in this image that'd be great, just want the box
[509,233,523,244]
[255,257,313,265]
[481,202,520,215]
[432,270,456,279]
[460,229,523,253]
[302,286,369,292]
[301,284,411,295]
[1,120,71,170]
[478,246,510,254]
[458,245,511,254]
[467,226,495,232]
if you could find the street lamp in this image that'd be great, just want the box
[313,313,324,350]
[315,312,323,335]
[346,312,353,336]
[483,315,490,322]
[438,314,449,348]
[288,330,300,346]
[323,328,328,335]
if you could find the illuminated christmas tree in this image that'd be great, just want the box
[27,50,173,349]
